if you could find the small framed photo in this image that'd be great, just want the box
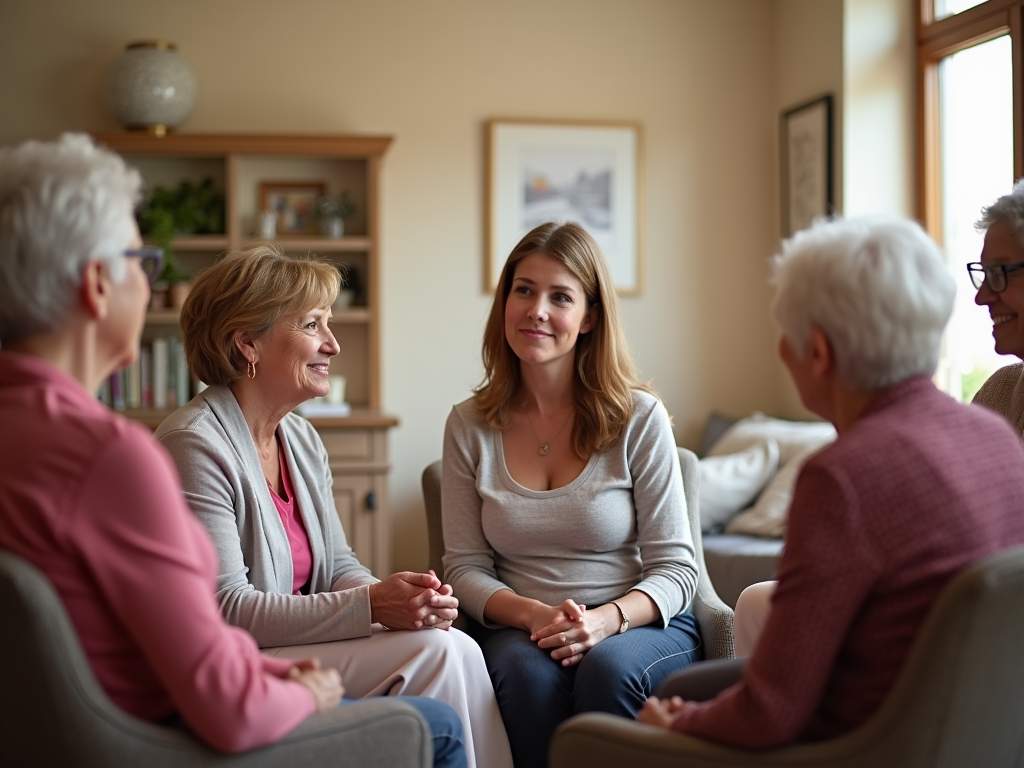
[780,95,834,237]
[259,181,325,236]
[487,119,643,294]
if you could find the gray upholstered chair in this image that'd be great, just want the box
[0,550,431,768]
[421,446,735,659]
[549,543,1024,768]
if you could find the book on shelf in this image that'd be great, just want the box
[126,357,141,409]
[152,337,169,409]
[296,400,351,418]
[140,345,152,408]
[103,336,193,413]
[110,369,126,411]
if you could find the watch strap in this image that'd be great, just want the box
[610,600,629,634]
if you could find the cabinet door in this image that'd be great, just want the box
[331,471,377,574]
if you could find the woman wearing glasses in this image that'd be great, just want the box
[0,134,466,764]
[969,180,1024,437]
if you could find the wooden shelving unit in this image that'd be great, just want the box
[93,131,397,576]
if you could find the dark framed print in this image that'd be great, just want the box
[780,95,833,237]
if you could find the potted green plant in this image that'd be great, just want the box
[136,178,225,307]
[313,192,355,238]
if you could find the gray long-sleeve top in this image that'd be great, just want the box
[155,385,378,648]
[441,390,697,628]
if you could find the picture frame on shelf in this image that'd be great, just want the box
[780,94,833,237]
[259,181,325,236]
[486,119,643,295]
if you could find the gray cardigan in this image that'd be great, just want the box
[155,385,377,647]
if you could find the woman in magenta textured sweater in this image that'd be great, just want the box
[639,216,1024,747]
[0,134,464,765]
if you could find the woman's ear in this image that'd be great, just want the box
[80,260,111,320]
[233,330,257,364]
[580,303,601,335]
[808,326,835,379]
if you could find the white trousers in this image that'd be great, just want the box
[734,580,777,657]
[264,625,512,768]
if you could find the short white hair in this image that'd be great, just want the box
[771,216,955,391]
[0,133,141,343]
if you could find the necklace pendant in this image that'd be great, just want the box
[539,444,550,456]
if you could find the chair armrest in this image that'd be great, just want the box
[550,713,762,768]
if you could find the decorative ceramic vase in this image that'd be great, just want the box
[169,282,193,309]
[319,216,345,239]
[105,41,197,135]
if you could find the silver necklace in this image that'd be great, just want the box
[525,408,573,456]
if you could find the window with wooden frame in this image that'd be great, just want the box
[918,0,1021,400]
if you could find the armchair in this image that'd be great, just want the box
[549,543,1024,768]
[0,550,431,768]
[420,446,734,659]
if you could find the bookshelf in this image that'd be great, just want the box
[92,131,398,576]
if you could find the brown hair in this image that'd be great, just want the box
[180,243,340,386]
[475,222,652,456]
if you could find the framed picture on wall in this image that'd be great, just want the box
[486,119,643,294]
[259,180,325,236]
[780,94,834,237]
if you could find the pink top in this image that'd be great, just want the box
[0,351,315,753]
[670,377,1024,748]
[268,444,313,594]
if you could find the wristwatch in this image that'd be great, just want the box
[610,600,629,634]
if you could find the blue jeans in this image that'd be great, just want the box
[161,697,465,767]
[342,697,466,768]
[470,612,702,768]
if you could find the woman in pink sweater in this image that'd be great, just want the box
[0,134,463,765]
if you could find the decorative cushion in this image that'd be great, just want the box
[724,444,820,538]
[698,411,738,458]
[707,412,836,466]
[706,413,837,538]
[697,440,780,533]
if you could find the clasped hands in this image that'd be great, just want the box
[368,569,458,631]
[530,599,615,667]
[288,658,343,711]
[637,694,685,730]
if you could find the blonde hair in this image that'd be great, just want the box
[475,222,651,457]
[181,243,341,386]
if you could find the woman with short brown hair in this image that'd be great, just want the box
[158,244,509,768]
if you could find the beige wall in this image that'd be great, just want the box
[843,0,915,219]
[773,0,845,418]
[0,0,845,571]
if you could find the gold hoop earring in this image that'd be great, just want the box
[246,361,256,380]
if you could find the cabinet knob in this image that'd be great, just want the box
[365,491,377,512]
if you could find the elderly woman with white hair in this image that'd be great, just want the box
[636,216,1024,749]
[970,179,1024,436]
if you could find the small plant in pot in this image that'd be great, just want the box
[136,178,225,308]
[313,192,355,239]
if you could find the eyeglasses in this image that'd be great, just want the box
[125,247,164,285]
[966,261,1024,293]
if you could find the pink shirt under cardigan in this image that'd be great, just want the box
[670,376,1024,748]
[268,444,313,595]
[0,351,315,753]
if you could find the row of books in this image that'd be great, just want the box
[98,336,205,411]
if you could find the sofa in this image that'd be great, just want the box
[694,412,837,607]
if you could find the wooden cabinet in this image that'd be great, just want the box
[316,418,396,577]
[93,132,397,576]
